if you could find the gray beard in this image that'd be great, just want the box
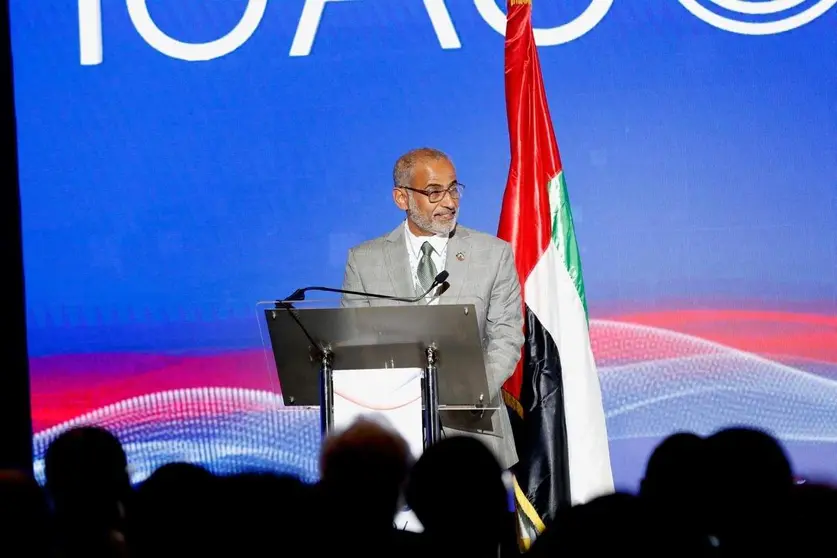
[407,195,457,236]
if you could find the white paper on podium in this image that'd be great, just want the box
[332,367,426,533]
[394,507,423,533]
[332,367,424,459]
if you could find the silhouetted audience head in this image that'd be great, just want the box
[704,427,794,553]
[406,436,508,555]
[640,432,705,501]
[129,462,216,558]
[707,427,793,491]
[44,426,132,557]
[637,433,714,555]
[45,426,131,514]
[320,417,412,530]
[641,432,709,519]
[0,470,52,558]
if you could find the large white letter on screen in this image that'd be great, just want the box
[424,0,461,49]
[78,0,103,65]
[290,0,339,57]
[125,0,268,62]
[290,0,461,57]
[473,0,613,46]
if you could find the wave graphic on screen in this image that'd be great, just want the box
[31,316,837,486]
[32,388,321,485]
[595,320,837,441]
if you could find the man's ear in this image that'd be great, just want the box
[393,187,409,211]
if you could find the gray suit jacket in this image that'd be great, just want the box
[340,223,524,469]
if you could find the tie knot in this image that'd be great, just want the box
[420,241,434,256]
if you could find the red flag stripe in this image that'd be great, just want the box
[497,0,565,401]
[497,0,563,285]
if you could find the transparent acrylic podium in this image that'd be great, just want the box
[256,296,500,452]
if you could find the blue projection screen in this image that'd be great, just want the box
[9,0,837,488]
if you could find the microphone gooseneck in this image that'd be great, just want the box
[279,270,450,305]
[273,270,452,361]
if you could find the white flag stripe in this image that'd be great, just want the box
[524,240,614,504]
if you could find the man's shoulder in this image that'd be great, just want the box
[457,225,512,252]
[347,227,397,256]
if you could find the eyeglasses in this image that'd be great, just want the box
[400,182,465,203]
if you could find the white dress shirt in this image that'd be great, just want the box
[404,220,448,303]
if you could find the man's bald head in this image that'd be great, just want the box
[393,147,451,189]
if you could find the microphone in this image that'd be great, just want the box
[434,280,451,298]
[280,270,450,306]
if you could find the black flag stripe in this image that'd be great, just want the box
[507,304,571,526]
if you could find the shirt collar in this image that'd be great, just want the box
[404,220,448,257]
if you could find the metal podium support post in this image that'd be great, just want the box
[318,348,335,435]
[423,345,441,448]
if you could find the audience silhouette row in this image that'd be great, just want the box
[1,419,834,557]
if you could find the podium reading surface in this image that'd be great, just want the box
[263,301,494,414]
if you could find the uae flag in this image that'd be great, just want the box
[498,0,614,541]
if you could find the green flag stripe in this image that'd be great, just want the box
[547,171,589,319]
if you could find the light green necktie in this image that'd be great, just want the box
[417,241,437,293]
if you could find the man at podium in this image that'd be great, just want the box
[341,147,524,470]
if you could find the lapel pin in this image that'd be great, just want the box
[456,252,465,261]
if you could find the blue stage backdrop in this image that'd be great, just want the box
[9,1,837,488]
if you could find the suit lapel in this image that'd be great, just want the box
[383,224,414,298]
[441,226,472,303]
